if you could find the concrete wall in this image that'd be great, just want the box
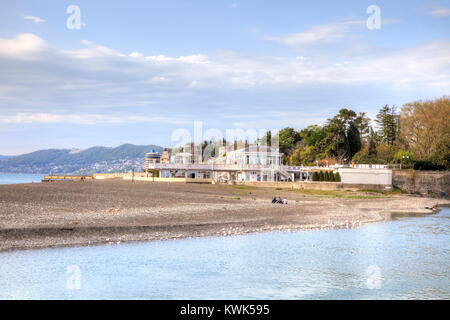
[123,176,213,183]
[235,181,392,191]
[93,173,125,179]
[393,170,449,197]
[338,168,392,185]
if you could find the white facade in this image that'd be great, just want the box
[211,146,285,182]
[338,168,392,185]
[217,146,282,166]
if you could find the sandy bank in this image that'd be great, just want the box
[0,180,448,251]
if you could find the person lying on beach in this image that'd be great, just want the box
[272,197,287,204]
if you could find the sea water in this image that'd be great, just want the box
[0,208,449,299]
[0,173,45,185]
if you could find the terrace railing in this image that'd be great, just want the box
[148,163,316,173]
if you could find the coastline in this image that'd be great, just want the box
[0,180,448,252]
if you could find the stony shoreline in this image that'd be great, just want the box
[0,180,448,252]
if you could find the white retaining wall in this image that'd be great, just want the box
[337,168,392,185]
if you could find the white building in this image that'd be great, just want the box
[145,150,161,167]
[210,146,287,182]
[146,145,393,187]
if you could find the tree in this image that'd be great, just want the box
[277,127,300,155]
[375,105,399,145]
[300,125,326,147]
[430,134,450,169]
[319,171,324,181]
[329,172,335,182]
[289,148,303,166]
[312,172,319,181]
[347,123,362,157]
[376,143,396,163]
[260,130,272,146]
[392,150,416,164]
[275,127,301,163]
[335,172,341,182]
[389,106,400,145]
[399,96,450,165]
[322,108,363,162]
[352,146,381,164]
[367,127,377,156]
[354,112,371,141]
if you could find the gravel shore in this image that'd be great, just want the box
[0,180,448,251]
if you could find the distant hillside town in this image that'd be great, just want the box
[0,144,163,174]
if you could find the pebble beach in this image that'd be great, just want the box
[0,180,448,251]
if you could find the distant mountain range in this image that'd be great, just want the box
[0,144,164,174]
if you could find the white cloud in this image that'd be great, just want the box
[0,33,449,90]
[129,51,144,58]
[23,15,45,24]
[0,112,187,125]
[63,40,122,58]
[0,32,449,125]
[265,20,365,49]
[0,33,46,58]
[428,7,450,17]
[143,54,209,64]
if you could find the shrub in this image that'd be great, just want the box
[334,172,341,182]
[312,172,319,181]
[328,171,333,181]
[319,171,324,181]
[329,172,335,182]
[392,150,416,164]
[376,143,397,163]
[413,161,446,171]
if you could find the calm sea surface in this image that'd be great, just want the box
[0,206,449,299]
[0,173,45,184]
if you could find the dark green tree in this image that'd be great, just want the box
[300,125,326,147]
[277,127,301,156]
[260,130,272,146]
[375,105,399,145]
[329,172,335,182]
[312,171,319,181]
[347,123,362,157]
[335,172,341,182]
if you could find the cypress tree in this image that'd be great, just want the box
[335,172,341,182]
[319,171,324,181]
[312,172,319,181]
[375,105,399,145]
[329,172,335,182]
[347,123,362,157]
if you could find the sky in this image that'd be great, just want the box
[0,0,449,155]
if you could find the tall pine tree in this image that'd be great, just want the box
[375,105,398,145]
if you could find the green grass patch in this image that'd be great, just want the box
[288,189,384,199]
[219,196,241,200]
[230,185,257,191]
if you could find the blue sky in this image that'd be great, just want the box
[0,0,449,154]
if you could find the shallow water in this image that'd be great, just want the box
[0,173,45,185]
[0,208,449,299]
